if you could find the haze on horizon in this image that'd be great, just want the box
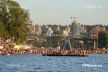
[16,0,108,25]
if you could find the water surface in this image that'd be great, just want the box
[0,54,108,72]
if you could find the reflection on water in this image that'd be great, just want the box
[0,54,108,72]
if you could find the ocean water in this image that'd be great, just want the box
[0,54,108,72]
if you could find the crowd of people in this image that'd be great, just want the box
[0,38,32,55]
[0,38,14,50]
[0,47,108,55]
[0,38,108,55]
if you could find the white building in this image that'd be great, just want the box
[46,27,53,36]
[63,26,70,36]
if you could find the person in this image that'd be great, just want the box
[0,45,3,50]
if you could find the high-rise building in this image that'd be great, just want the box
[70,17,81,38]
[32,25,41,35]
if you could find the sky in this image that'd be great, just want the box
[16,0,108,25]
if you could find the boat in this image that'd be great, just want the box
[43,53,88,57]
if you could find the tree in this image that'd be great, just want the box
[0,0,32,42]
[50,36,65,47]
[43,36,65,48]
[98,31,108,48]
[104,31,108,48]
[0,20,7,38]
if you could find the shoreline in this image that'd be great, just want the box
[0,48,108,55]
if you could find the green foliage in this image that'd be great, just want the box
[98,31,108,48]
[0,0,32,42]
[104,31,108,48]
[0,21,7,38]
[46,36,65,47]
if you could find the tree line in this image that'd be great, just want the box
[0,0,32,42]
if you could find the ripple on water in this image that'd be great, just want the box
[33,67,42,70]
[27,71,38,72]
[0,54,108,72]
